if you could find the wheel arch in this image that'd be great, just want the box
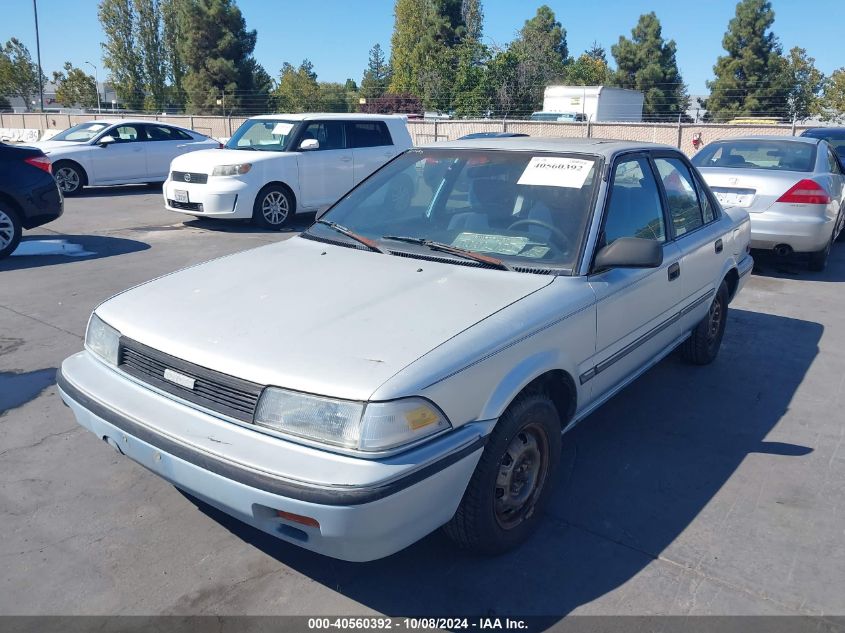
[254,180,297,213]
[52,158,89,187]
[723,267,740,302]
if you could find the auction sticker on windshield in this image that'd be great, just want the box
[272,122,294,135]
[518,156,593,188]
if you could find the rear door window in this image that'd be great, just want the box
[144,125,193,141]
[654,158,705,237]
[349,121,393,148]
[603,157,666,244]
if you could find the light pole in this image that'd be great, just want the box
[85,61,101,113]
[32,0,44,111]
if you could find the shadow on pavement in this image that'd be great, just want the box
[184,307,820,622]
[751,243,845,282]
[74,183,163,197]
[0,368,57,415]
[0,234,150,271]
[181,212,316,235]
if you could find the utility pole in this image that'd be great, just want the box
[32,0,44,111]
[85,61,101,113]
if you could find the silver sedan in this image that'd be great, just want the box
[692,135,845,271]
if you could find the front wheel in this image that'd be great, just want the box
[682,280,729,365]
[443,392,561,554]
[53,161,84,196]
[252,185,294,229]
[0,204,23,259]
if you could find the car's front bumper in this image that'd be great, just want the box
[57,352,487,561]
[163,177,253,220]
[748,203,835,253]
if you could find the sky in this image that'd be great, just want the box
[2,0,843,96]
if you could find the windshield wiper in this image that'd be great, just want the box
[317,220,388,254]
[382,235,513,271]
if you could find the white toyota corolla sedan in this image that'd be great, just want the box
[58,138,752,561]
[32,120,220,195]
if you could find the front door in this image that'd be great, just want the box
[89,123,148,183]
[295,120,354,210]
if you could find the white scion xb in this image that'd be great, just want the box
[163,113,413,228]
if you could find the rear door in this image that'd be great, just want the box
[348,120,396,183]
[142,125,197,180]
[88,123,148,182]
[586,154,685,399]
[295,120,354,210]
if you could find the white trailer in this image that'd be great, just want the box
[541,86,644,122]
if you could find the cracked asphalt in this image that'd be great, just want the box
[1,185,844,621]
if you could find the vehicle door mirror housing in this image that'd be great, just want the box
[299,138,319,151]
[594,237,663,271]
[97,135,116,147]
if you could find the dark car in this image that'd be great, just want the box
[0,142,64,258]
[457,132,530,140]
[801,128,845,164]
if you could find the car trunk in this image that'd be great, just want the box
[698,167,808,214]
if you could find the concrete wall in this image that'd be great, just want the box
[0,112,813,156]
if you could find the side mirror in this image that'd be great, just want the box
[594,237,663,271]
[98,135,115,147]
[299,138,319,151]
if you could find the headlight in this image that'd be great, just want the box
[254,388,451,452]
[212,163,252,176]
[85,313,120,365]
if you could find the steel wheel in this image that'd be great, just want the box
[261,191,290,226]
[494,422,550,530]
[706,291,723,342]
[54,165,81,194]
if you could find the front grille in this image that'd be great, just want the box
[168,199,203,211]
[118,337,263,422]
[171,171,208,184]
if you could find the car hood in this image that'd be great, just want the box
[169,147,293,172]
[96,236,553,401]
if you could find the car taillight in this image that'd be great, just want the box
[777,179,830,205]
[24,155,52,174]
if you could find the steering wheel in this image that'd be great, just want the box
[507,219,571,252]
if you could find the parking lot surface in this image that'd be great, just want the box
[1,187,844,619]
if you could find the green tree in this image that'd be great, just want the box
[344,78,360,112]
[242,58,273,114]
[388,0,428,95]
[451,40,490,117]
[784,47,825,121]
[161,0,186,109]
[99,0,145,110]
[611,12,689,121]
[360,43,390,100]
[0,38,47,110]
[318,82,350,112]
[706,0,791,121]
[135,0,167,111]
[585,41,607,64]
[273,60,320,112]
[52,62,98,108]
[461,0,483,41]
[177,0,259,114]
[819,68,845,122]
[566,52,611,86]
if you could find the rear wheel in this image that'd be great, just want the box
[443,391,561,554]
[0,204,22,259]
[53,161,84,196]
[808,237,831,272]
[682,280,729,365]
[252,185,294,229]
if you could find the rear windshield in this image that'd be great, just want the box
[691,140,816,172]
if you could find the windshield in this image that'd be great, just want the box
[691,140,816,172]
[306,149,600,273]
[225,119,298,151]
[51,122,111,142]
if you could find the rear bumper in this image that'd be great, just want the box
[57,352,486,561]
[163,177,254,219]
[748,205,835,253]
[19,180,64,229]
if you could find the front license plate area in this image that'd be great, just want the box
[174,189,189,203]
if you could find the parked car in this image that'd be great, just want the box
[0,142,63,259]
[691,135,844,271]
[458,132,529,140]
[58,138,752,561]
[801,127,845,163]
[163,114,413,229]
[32,120,220,196]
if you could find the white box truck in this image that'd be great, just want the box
[538,86,644,122]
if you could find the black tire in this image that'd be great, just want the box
[808,238,831,272]
[53,161,85,196]
[835,206,845,243]
[252,184,294,229]
[682,280,729,365]
[0,203,23,260]
[443,391,562,554]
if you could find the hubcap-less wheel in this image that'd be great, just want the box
[494,423,550,530]
[0,209,15,250]
[707,293,723,341]
[55,166,80,193]
[261,191,289,226]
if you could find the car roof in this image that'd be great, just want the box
[248,113,406,121]
[421,136,679,157]
[78,119,194,130]
[709,135,821,145]
[802,127,845,137]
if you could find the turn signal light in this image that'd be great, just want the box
[777,179,830,205]
[277,510,320,528]
[24,155,52,174]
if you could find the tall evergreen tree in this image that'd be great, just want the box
[160,0,186,108]
[706,0,791,121]
[388,0,429,95]
[360,43,390,100]
[611,12,689,121]
[99,0,145,109]
[273,60,320,112]
[135,0,167,110]
[461,0,482,41]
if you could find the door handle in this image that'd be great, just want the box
[668,262,681,281]
[715,238,724,253]
[340,156,352,162]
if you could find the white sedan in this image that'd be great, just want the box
[32,120,220,195]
